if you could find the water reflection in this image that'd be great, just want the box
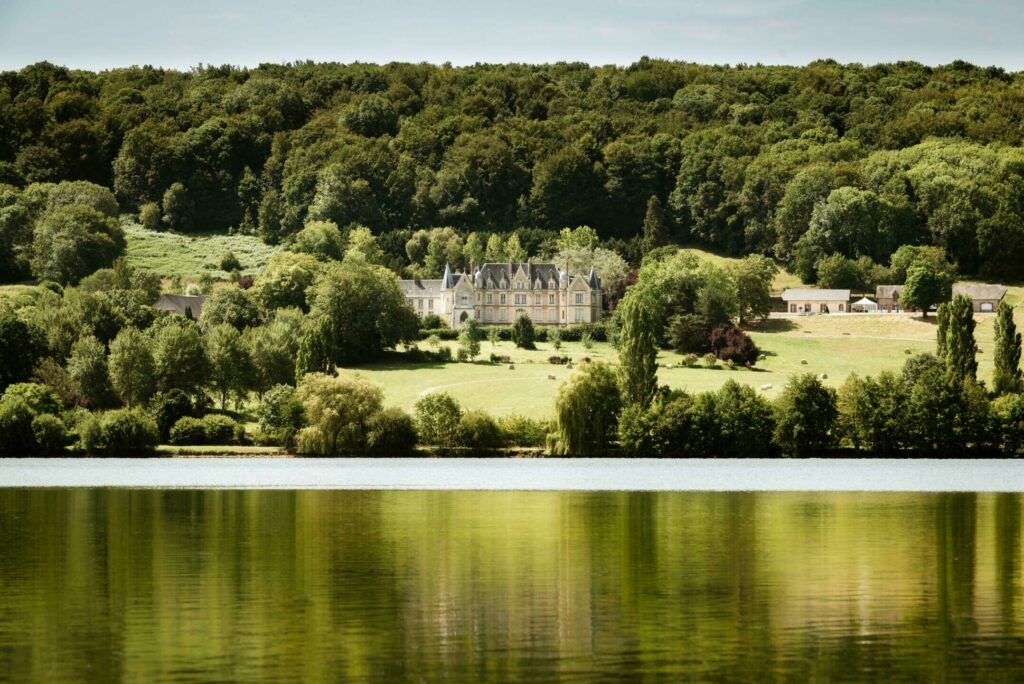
[1,491,1023,681]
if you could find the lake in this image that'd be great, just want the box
[1,490,1023,681]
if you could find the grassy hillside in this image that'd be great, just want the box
[123,222,280,280]
[680,246,802,294]
[346,306,1024,420]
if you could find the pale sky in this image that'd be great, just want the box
[1,0,1022,71]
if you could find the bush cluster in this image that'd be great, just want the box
[170,414,247,446]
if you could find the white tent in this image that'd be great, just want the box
[851,297,878,312]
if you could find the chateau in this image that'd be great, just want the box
[400,262,602,328]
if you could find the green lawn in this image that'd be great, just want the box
[123,221,280,280]
[344,306,1024,420]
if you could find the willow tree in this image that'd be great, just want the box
[617,286,660,408]
[993,300,1022,394]
[944,294,978,381]
[549,362,621,456]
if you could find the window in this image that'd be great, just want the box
[838,304,845,312]
[534,295,541,305]
[515,309,526,319]
[549,310,557,322]
[500,294,506,304]
[575,293,584,304]
[575,308,583,322]
[428,299,433,310]
[591,293,596,304]
[460,295,469,305]
[485,310,492,321]
[417,299,423,309]
[820,304,828,313]
[548,294,555,305]
[487,293,493,304]
[789,304,797,313]
[500,309,507,321]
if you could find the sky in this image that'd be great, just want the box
[1,0,1022,72]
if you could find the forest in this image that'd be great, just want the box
[2,58,1024,282]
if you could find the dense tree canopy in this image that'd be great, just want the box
[3,60,1024,278]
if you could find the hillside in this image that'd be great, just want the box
[3,60,1024,283]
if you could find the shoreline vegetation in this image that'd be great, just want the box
[2,60,1024,459]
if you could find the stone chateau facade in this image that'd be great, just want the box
[400,262,602,328]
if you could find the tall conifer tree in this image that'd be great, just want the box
[944,294,978,381]
[641,195,668,256]
[993,300,1022,394]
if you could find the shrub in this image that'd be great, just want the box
[150,389,195,442]
[456,347,470,362]
[668,314,710,354]
[414,392,463,448]
[993,394,1024,457]
[549,327,562,350]
[480,326,512,342]
[169,417,206,445]
[76,413,102,453]
[419,328,458,341]
[0,396,37,456]
[169,414,243,445]
[703,353,719,369]
[682,353,699,368]
[94,409,159,455]
[31,414,68,455]
[139,202,161,231]
[420,314,446,330]
[366,407,418,456]
[512,314,536,350]
[257,384,305,448]
[200,415,239,444]
[490,353,511,364]
[709,324,760,366]
[580,332,594,350]
[458,410,503,450]
[2,382,62,416]
[548,355,571,365]
[219,251,242,272]
[774,374,838,457]
[497,414,549,447]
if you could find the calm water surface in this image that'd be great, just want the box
[1,490,1023,681]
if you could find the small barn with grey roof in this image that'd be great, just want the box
[153,294,206,320]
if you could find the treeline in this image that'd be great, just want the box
[3,59,1024,279]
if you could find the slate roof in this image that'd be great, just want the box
[153,294,205,319]
[876,285,903,299]
[476,262,566,290]
[781,288,851,301]
[953,283,1007,301]
[399,278,443,294]
[400,262,598,292]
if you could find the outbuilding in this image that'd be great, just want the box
[153,294,206,320]
[781,289,851,314]
[952,283,1007,313]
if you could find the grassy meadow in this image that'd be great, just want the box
[344,299,1024,420]
[123,222,280,280]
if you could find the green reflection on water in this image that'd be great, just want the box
[1,490,1023,681]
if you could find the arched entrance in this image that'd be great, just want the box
[459,311,469,324]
